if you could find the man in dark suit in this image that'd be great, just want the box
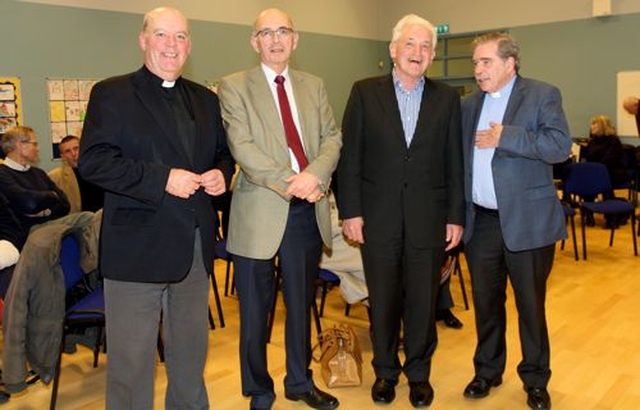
[78,7,235,409]
[337,14,464,408]
[460,32,571,410]
[218,8,341,410]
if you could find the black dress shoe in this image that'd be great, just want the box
[438,309,463,329]
[526,387,551,410]
[463,376,502,399]
[371,378,397,403]
[409,381,434,408]
[285,386,339,410]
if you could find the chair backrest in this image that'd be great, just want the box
[60,235,85,291]
[563,162,612,199]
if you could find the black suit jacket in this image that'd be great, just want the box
[79,66,235,282]
[337,75,464,248]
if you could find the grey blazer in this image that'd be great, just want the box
[462,76,572,251]
[218,67,342,259]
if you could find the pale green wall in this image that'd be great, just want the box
[2,1,640,171]
[1,1,383,170]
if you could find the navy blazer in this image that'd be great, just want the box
[462,76,572,251]
[338,74,465,249]
[79,66,235,282]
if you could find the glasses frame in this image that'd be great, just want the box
[255,26,295,39]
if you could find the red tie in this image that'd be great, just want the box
[274,75,308,170]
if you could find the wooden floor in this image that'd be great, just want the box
[2,213,640,409]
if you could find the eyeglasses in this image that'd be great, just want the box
[255,26,294,39]
[21,140,39,147]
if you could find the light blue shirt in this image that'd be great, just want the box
[472,76,516,209]
[392,70,425,147]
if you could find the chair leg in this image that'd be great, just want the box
[632,213,638,256]
[210,271,225,328]
[207,307,215,330]
[319,282,329,317]
[49,324,66,410]
[312,298,322,336]
[580,211,588,260]
[454,255,469,310]
[92,325,103,368]
[344,304,351,317]
[570,215,579,261]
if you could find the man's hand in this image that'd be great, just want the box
[200,169,227,196]
[285,172,325,203]
[342,217,365,244]
[445,224,463,251]
[165,168,202,199]
[475,122,503,149]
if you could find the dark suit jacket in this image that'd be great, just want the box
[462,76,572,252]
[79,66,235,282]
[337,75,464,248]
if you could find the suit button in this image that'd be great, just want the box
[405,156,410,161]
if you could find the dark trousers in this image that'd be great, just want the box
[233,202,322,409]
[465,210,554,389]
[362,228,444,383]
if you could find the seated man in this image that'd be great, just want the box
[321,191,462,328]
[0,192,23,299]
[0,126,70,232]
[49,135,104,213]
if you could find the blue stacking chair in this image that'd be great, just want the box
[50,234,105,410]
[561,202,579,261]
[563,162,637,260]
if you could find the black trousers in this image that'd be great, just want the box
[233,202,322,409]
[465,210,554,389]
[362,226,444,383]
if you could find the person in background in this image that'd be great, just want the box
[218,8,341,410]
[461,32,571,410]
[0,126,70,233]
[622,96,640,135]
[49,135,104,213]
[583,115,630,228]
[337,14,464,408]
[78,7,235,409]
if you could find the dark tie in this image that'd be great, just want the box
[274,75,308,170]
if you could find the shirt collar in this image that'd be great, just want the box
[3,157,30,171]
[392,69,425,93]
[261,63,290,86]
[488,75,517,99]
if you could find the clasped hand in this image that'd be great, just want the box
[285,172,325,203]
[165,168,226,199]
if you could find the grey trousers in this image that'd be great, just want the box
[104,232,210,410]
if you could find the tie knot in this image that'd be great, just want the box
[275,75,285,86]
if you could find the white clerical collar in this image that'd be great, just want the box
[489,91,501,99]
[3,157,30,171]
[162,80,176,88]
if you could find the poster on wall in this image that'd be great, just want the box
[0,77,23,134]
[47,78,100,158]
[616,70,640,137]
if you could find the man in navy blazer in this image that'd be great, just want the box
[460,32,571,410]
[79,7,234,409]
[338,14,464,408]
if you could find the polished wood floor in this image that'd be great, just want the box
[2,213,640,409]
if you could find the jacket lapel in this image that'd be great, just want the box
[375,75,406,146]
[503,76,524,125]
[249,67,290,155]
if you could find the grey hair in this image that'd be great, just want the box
[1,126,35,154]
[473,32,521,73]
[391,14,437,50]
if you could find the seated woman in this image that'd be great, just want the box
[583,115,630,227]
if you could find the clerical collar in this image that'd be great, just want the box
[162,80,176,88]
[486,75,517,100]
[3,157,30,171]
[489,91,501,99]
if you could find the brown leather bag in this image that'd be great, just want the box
[313,324,363,388]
